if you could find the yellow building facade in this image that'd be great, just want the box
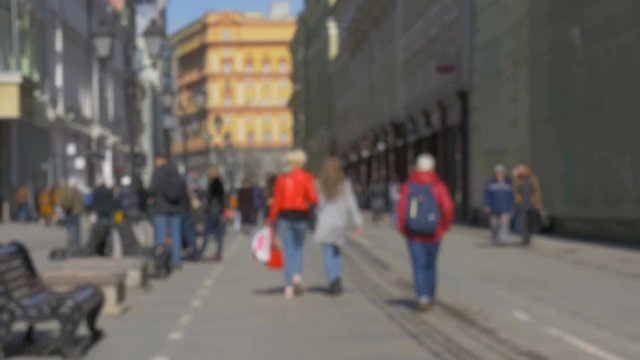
[172,12,296,159]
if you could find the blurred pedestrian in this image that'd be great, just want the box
[181,180,199,260]
[13,184,31,222]
[253,184,265,224]
[201,168,225,261]
[238,179,257,229]
[388,173,401,226]
[269,149,318,299]
[264,174,277,219]
[369,175,387,223]
[314,157,363,296]
[38,187,55,226]
[513,164,544,246]
[91,177,116,225]
[483,165,515,245]
[397,154,455,312]
[148,157,185,268]
[60,178,85,252]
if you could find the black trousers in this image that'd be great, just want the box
[521,209,539,245]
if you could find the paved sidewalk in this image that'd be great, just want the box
[63,232,428,360]
[347,220,640,360]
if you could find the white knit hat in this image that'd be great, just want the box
[416,153,436,172]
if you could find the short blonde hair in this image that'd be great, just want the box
[208,167,220,179]
[285,149,308,168]
[416,153,436,172]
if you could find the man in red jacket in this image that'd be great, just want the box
[397,153,455,311]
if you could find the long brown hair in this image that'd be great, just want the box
[319,157,346,200]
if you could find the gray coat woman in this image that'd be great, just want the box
[314,158,363,295]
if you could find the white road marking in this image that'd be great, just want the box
[546,327,626,360]
[191,298,203,308]
[178,314,193,327]
[203,278,213,287]
[152,356,170,360]
[167,331,183,341]
[512,310,532,322]
[198,288,209,297]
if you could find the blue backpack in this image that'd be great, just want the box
[405,182,441,236]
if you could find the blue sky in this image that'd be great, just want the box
[167,0,305,34]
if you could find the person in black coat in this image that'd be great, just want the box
[200,168,226,261]
[148,157,185,267]
[91,178,116,223]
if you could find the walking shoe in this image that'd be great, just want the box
[329,278,343,296]
[293,282,305,296]
[293,275,305,296]
[212,254,223,262]
[417,298,432,312]
[284,286,295,299]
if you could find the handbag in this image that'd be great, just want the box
[251,227,285,270]
[267,244,284,270]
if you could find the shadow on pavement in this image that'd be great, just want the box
[474,241,530,249]
[253,286,283,295]
[386,298,417,311]
[253,285,342,297]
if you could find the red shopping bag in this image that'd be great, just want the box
[267,245,284,270]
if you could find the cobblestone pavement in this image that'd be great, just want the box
[2,221,639,360]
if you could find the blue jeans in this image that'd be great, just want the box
[202,213,224,258]
[65,215,81,251]
[407,240,441,301]
[154,214,183,267]
[277,219,307,286]
[16,204,30,222]
[182,213,198,257]
[322,244,342,283]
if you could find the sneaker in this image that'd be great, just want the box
[293,282,305,296]
[212,255,223,262]
[284,286,295,299]
[293,275,305,296]
[329,277,343,296]
[417,298,432,312]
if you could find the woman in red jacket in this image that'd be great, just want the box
[397,153,455,311]
[269,150,319,299]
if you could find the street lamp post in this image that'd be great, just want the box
[93,14,166,183]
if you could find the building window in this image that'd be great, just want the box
[247,132,254,144]
[263,62,272,74]
[247,115,254,125]
[223,30,232,41]
[281,132,288,143]
[280,115,287,125]
[223,97,232,107]
[264,115,271,126]
[279,79,288,90]
[264,133,272,142]
[279,61,287,73]
[246,62,254,74]
[223,62,232,74]
[222,48,232,57]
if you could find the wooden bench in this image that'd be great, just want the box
[0,242,104,359]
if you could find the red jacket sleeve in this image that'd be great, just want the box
[396,183,409,235]
[306,174,319,205]
[435,181,455,231]
[268,176,283,226]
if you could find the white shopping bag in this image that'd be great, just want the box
[251,227,272,264]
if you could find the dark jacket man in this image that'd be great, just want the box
[148,162,184,215]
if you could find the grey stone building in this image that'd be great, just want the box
[471,0,640,239]
[333,0,473,213]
